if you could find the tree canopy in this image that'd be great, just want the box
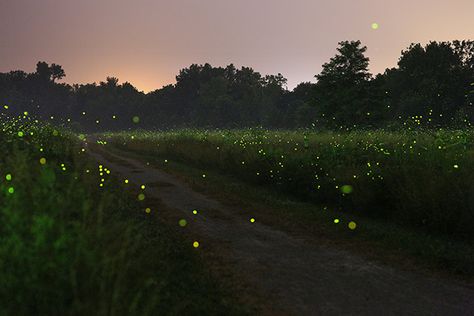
[1,41,473,131]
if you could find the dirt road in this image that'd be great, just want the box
[88,145,474,316]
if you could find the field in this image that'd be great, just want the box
[103,129,474,274]
[0,116,247,315]
[105,129,474,239]
[2,117,473,313]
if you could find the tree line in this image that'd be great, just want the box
[1,40,473,131]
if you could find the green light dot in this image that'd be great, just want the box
[178,219,187,227]
[348,221,357,230]
[7,187,14,194]
[132,116,140,123]
[340,185,353,194]
[138,193,145,201]
[5,174,12,181]
[18,131,24,137]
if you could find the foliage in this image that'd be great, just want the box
[0,116,245,315]
[106,129,474,241]
[1,40,473,131]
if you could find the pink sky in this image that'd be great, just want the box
[1,0,473,92]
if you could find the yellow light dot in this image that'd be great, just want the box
[334,219,340,224]
[348,221,357,230]
[138,193,145,201]
[178,219,187,227]
[132,116,140,123]
[192,209,198,215]
[371,22,379,30]
[202,174,206,178]
[141,184,146,190]
[193,241,200,248]
[453,164,459,169]
[250,218,255,223]
[124,179,129,184]
[39,158,47,165]
[145,207,151,213]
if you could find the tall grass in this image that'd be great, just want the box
[106,128,474,241]
[0,117,245,315]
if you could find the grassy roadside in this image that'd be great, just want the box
[104,142,474,281]
[0,118,249,315]
[105,129,474,242]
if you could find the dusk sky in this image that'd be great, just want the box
[1,0,473,92]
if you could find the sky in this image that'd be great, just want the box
[1,0,473,92]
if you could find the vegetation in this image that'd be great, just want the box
[1,41,473,131]
[105,129,474,242]
[1,37,473,310]
[0,115,246,315]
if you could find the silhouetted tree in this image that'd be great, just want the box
[1,40,473,132]
[383,41,474,126]
[314,40,375,127]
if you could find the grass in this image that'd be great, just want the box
[104,129,474,239]
[0,116,248,315]
[103,128,474,276]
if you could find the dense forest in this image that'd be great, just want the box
[1,40,473,131]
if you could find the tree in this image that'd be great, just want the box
[314,40,374,127]
[383,41,474,125]
[316,40,370,85]
[50,64,65,82]
[35,61,65,82]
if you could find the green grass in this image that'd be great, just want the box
[103,129,474,275]
[0,117,248,315]
[103,143,474,277]
[104,128,474,240]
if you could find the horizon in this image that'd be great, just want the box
[1,0,473,92]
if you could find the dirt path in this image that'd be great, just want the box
[88,145,474,316]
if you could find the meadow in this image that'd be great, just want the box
[2,114,473,313]
[106,129,474,242]
[0,115,247,315]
